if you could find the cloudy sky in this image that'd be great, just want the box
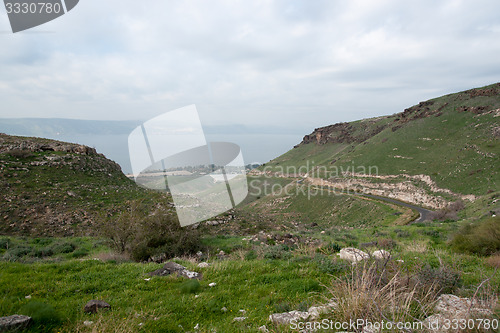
[1,0,500,133]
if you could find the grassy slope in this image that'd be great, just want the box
[265,83,500,196]
[0,135,171,236]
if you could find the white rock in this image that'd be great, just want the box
[258,325,269,332]
[221,307,228,312]
[233,317,247,322]
[83,320,93,326]
[269,311,309,325]
[307,306,330,319]
[339,247,369,262]
[209,282,217,287]
[372,249,391,260]
[194,323,199,330]
[197,262,210,268]
[24,295,31,299]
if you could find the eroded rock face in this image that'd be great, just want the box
[0,315,32,332]
[338,247,369,262]
[83,300,111,314]
[148,261,202,280]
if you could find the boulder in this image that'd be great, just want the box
[269,310,309,325]
[338,247,369,262]
[84,300,111,314]
[148,261,202,280]
[0,315,32,332]
[372,249,391,260]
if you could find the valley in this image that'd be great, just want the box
[0,84,499,332]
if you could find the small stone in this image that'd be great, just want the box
[233,317,247,322]
[24,295,31,299]
[258,325,269,332]
[221,307,228,312]
[197,262,209,268]
[84,300,111,313]
[194,323,199,330]
[239,309,246,315]
[83,320,93,326]
[209,282,217,287]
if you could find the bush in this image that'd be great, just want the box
[429,200,465,221]
[416,265,461,295]
[19,301,61,326]
[51,242,76,254]
[245,250,258,260]
[101,200,204,262]
[179,280,201,294]
[317,242,341,255]
[6,246,32,258]
[30,247,54,258]
[314,254,350,274]
[264,245,292,260]
[8,149,33,159]
[0,237,11,250]
[377,238,397,249]
[71,248,89,258]
[449,217,500,256]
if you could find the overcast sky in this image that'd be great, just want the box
[1,0,500,133]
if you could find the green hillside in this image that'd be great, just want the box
[265,83,500,195]
[0,133,171,236]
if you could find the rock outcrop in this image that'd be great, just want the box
[422,294,494,332]
[338,247,369,262]
[0,315,32,332]
[83,300,111,314]
[148,262,202,280]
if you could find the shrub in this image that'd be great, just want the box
[377,238,397,249]
[179,280,201,294]
[0,237,11,250]
[314,254,350,274]
[245,250,258,260]
[416,265,461,295]
[317,242,341,255]
[8,149,33,159]
[30,247,54,258]
[7,246,32,258]
[71,248,89,258]
[101,200,203,262]
[429,200,465,221]
[19,301,61,326]
[51,242,76,254]
[264,245,292,260]
[449,217,500,256]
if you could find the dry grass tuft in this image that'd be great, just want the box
[325,261,437,329]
